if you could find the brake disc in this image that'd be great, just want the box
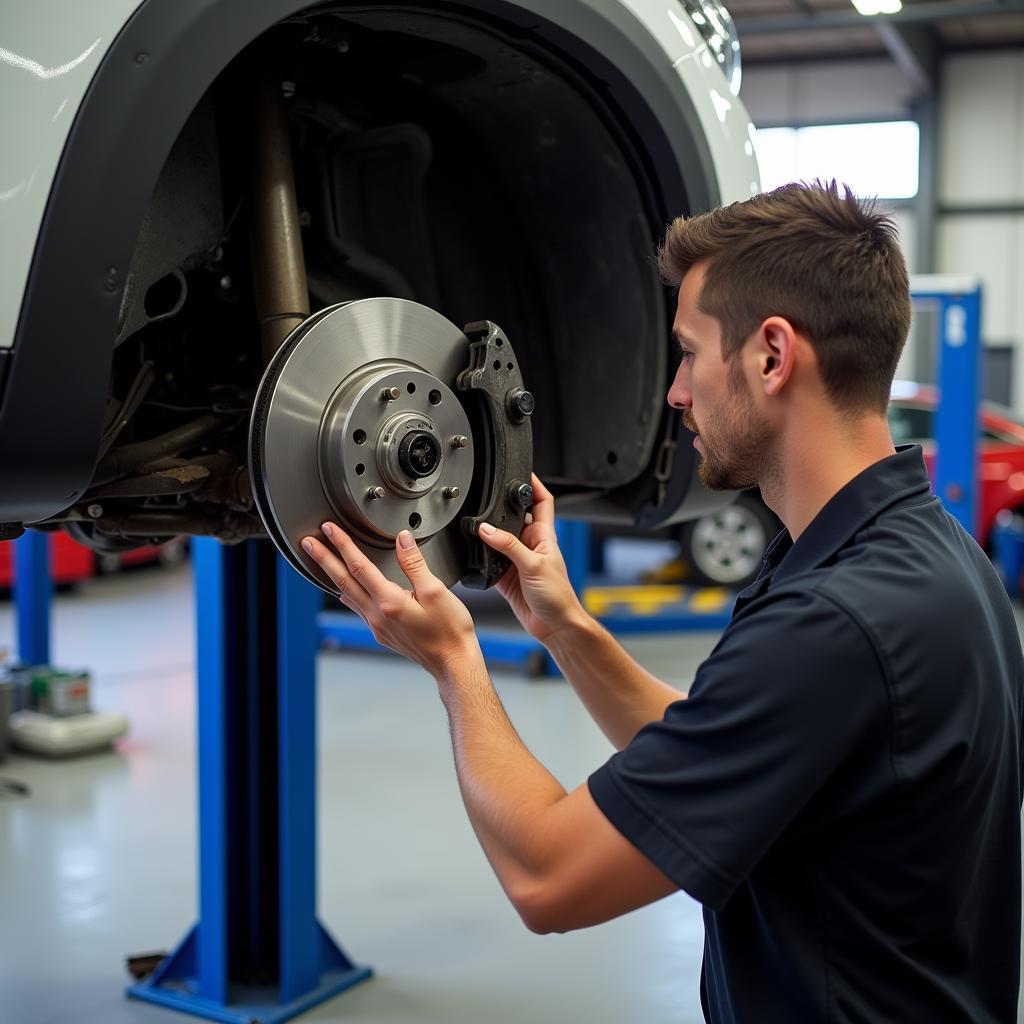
[249,298,534,595]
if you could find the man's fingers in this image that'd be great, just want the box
[478,522,538,572]
[318,522,394,600]
[301,535,368,611]
[529,473,555,528]
[395,530,444,600]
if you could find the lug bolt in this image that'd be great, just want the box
[87,503,104,519]
[443,487,461,500]
[452,435,470,449]
[367,486,386,500]
[382,387,401,402]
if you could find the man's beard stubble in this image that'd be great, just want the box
[686,360,773,492]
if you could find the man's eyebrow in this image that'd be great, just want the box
[672,328,697,348]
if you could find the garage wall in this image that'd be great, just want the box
[937,51,1024,410]
[742,59,919,127]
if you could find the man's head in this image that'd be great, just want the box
[661,181,911,490]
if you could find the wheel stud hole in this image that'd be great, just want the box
[429,390,443,406]
[493,360,501,371]
[353,429,367,445]
[496,338,504,347]
[409,513,422,529]
[356,464,366,475]
[407,383,416,395]
[507,362,514,371]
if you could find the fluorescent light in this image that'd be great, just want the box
[850,0,901,14]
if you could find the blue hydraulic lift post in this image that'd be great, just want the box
[909,277,982,538]
[128,538,371,1023]
[14,531,51,666]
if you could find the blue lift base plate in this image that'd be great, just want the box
[127,922,373,1024]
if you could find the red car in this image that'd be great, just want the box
[677,382,1024,588]
[0,534,188,590]
[887,381,1024,549]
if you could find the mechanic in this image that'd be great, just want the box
[302,181,1024,1023]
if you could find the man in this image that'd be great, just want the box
[302,182,1024,1022]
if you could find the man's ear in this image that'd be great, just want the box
[757,317,797,397]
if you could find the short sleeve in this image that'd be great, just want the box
[588,590,888,910]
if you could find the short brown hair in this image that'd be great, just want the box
[658,181,911,414]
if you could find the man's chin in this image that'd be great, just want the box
[697,456,755,492]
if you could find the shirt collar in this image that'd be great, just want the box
[768,444,931,586]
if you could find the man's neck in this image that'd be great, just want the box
[760,411,896,541]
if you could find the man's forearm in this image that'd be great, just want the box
[435,648,568,907]
[545,612,685,750]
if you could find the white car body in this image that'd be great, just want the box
[0,0,756,353]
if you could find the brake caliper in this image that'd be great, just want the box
[457,320,535,589]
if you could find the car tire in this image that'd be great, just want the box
[678,493,780,589]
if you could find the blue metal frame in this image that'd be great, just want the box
[14,531,51,665]
[910,278,982,537]
[128,538,371,1022]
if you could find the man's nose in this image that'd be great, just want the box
[667,369,691,411]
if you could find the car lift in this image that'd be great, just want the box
[909,275,981,538]
[125,540,373,1022]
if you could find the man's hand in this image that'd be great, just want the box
[302,523,479,679]
[478,473,587,644]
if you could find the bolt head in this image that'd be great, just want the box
[382,387,401,402]
[508,482,534,510]
[515,390,536,416]
[452,435,470,449]
[87,504,104,519]
[367,486,386,500]
[443,487,461,500]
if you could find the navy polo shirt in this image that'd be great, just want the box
[589,446,1024,1023]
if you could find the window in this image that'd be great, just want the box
[887,403,933,443]
[754,121,920,200]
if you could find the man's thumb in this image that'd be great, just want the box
[396,530,432,586]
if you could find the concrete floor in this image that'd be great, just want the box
[0,544,726,1024]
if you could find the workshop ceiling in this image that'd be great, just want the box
[733,0,1024,67]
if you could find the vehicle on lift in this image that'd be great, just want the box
[671,380,1024,588]
[0,535,189,592]
[0,0,757,591]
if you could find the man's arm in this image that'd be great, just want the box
[302,521,679,933]
[543,607,686,750]
[437,648,679,933]
[477,478,685,749]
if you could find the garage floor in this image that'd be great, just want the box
[0,552,724,1024]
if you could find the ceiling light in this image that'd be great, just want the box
[850,0,901,14]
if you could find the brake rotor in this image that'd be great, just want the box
[250,299,480,594]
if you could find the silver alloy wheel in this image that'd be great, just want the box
[690,502,768,585]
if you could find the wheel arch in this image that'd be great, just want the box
[1,0,722,524]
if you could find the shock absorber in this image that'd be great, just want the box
[249,55,310,366]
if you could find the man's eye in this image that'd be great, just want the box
[679,349,694,364]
